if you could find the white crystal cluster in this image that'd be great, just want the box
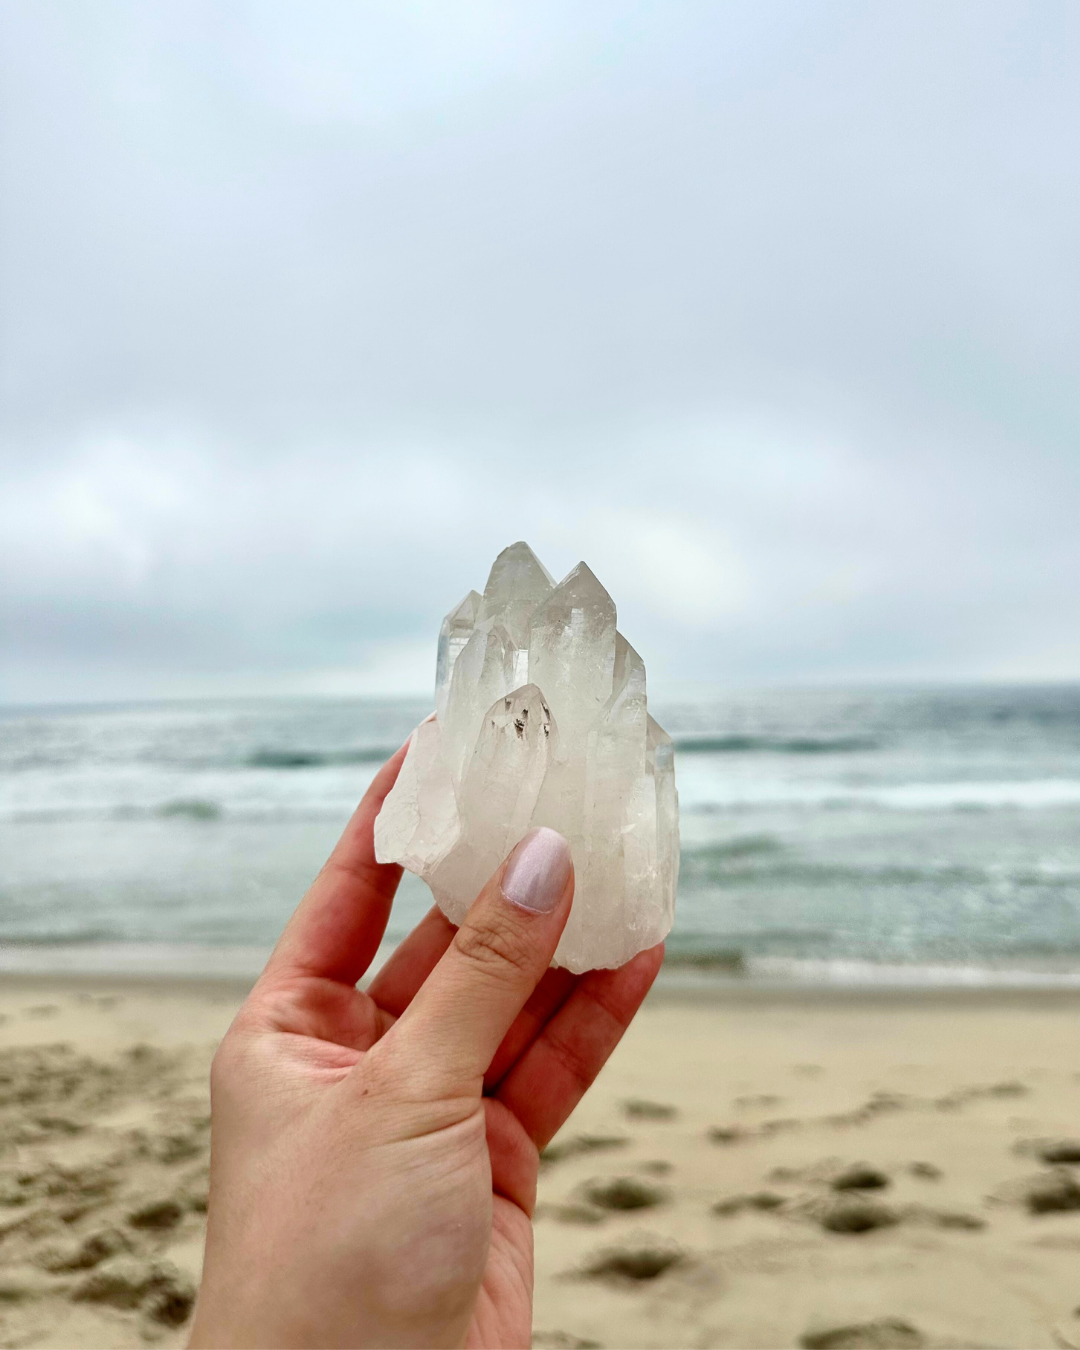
[374,543,679,973]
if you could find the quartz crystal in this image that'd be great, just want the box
[374,542,679,972]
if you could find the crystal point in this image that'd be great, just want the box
[481,541,555,610]
[435,590,482,721]
[478,541,555,649]
[374,545,679,972]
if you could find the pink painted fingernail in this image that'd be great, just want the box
[501,827,572,914]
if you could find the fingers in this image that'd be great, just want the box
[496,943,664,1149]
[482,965,577,1091]
[370,827,574,1098]
[483,1097,540,1215]
[367,907,576,1087]
[364,905,456,1016]
[259,741,410,988]
[367,909,577,1089]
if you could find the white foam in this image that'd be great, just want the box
[678,772,1080,812]
[0,942,274,979]
[745,955,1080,988]
[0,940,403,983]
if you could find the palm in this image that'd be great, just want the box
[467,1199,535,1349]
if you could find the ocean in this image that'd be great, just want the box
[2,686,1080,986]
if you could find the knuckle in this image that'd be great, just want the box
[545,1026,597,1093]
[454,913,536,984]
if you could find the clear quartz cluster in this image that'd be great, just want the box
[374,542,679,973]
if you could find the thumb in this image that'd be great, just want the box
[371,828,574,1098]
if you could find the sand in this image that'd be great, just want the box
[1,977,1079,1350]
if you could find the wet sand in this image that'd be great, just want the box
[1,976,1079,1349]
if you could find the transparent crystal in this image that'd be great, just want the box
[434,590,481,722]
[374,542,679,972]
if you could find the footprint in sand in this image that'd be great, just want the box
[915,1208,985,1230]
[35,1226,132,1273]
[578,1236,683,1284]
[707,1124,749,1144]
[127,1197,184,1232]
[541,1203,608,1225]
[1016,1169,1080,1214]
[540,1134,630,1165]
[813,1194,900,1234]
[935,1080,1027,1111]
[734,1093,782,1109]
[577,1176,667,1212]
[826,1092,910,1128]
[622,1098,678,1121]
[707,1117,803,1144]
[1014,1136,1080,1165]
[711,1191,786,1217]
[799,1316,925,1349]
[71,1256,195,1328]
[831,1164,890,1192]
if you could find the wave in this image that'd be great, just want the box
[662,944,747,972]
[0,941,276,978]
[662,926,834,970]
[681,778,1080,811]
[2,747,400,773]
[678,840,1080,891]
[157,799,221,820]
[689,833,783,860]
[247,747,398,769]
[1,803,347,825]
[0,926,122,946]
[673,735,879,755]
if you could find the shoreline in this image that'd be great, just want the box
[7,935,1080,1000]
[5,965,1080,1010]
[5,935,1080,990]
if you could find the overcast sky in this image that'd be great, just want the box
[2,0,1078,705]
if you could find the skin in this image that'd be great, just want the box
[190,743,664,1349]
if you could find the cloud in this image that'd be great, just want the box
[1,1,1078,703]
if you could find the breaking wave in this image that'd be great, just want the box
[673,735,879,754]
[246,747,398,769]
[678,839,1080,892]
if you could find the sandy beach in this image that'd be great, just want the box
[1,976,1079,1350]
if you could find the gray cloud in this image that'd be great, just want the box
[2,0,1078,704]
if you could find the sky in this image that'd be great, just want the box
[1,0,1078,705]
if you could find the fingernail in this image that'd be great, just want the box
[501,827,572,914]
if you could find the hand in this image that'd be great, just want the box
[190,743,663,1349]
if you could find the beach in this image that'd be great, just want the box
[2,976,1079,1349]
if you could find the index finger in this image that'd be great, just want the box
[260,740,410,987]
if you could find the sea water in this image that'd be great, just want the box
[2,686,1080,985]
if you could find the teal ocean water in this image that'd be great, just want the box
[2,687,1080,985]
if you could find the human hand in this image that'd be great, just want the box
[189,743,663,1349]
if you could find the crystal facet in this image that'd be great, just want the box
[374,542,679,972]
